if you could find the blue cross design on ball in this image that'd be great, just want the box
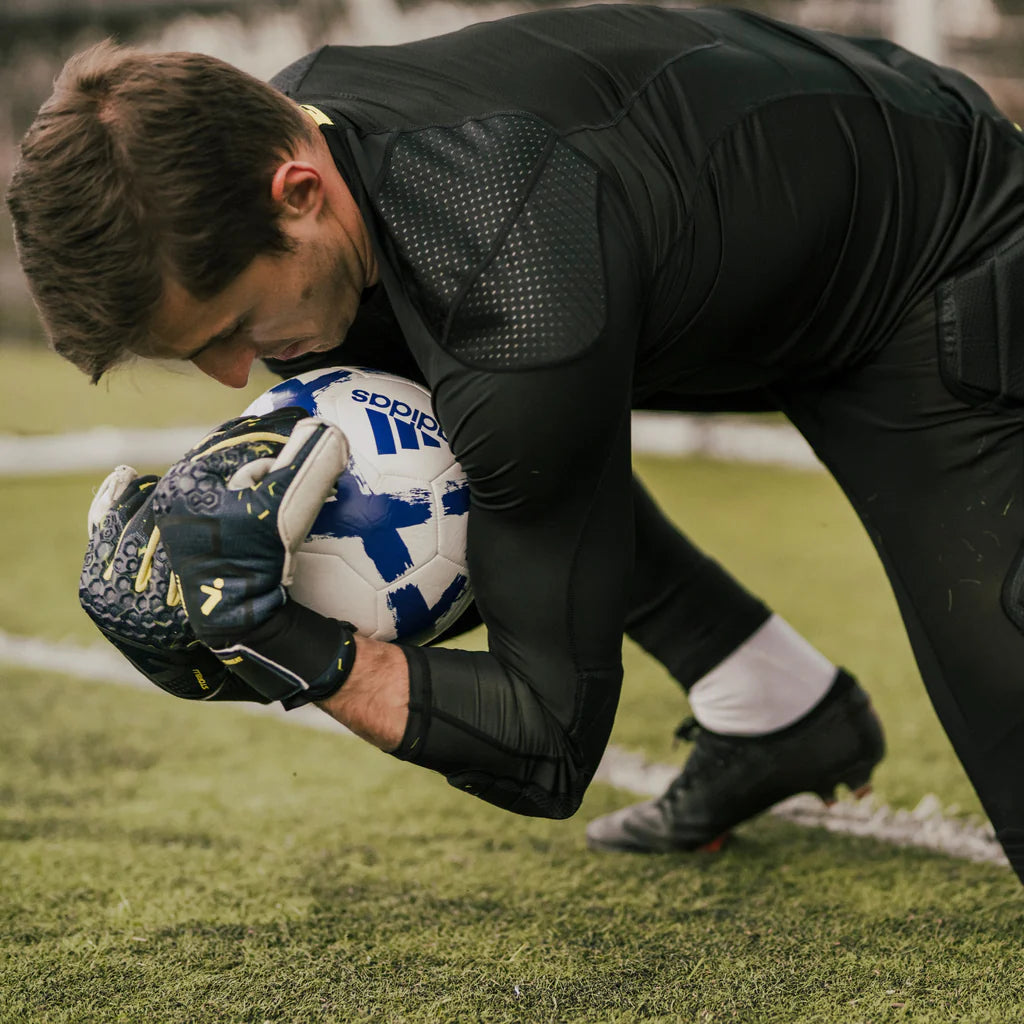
[311,470,431,584]
[310,470,471,642]
[265,369,353,412]
[386,573,470,644]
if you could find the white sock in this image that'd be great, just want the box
[687,614,837,736]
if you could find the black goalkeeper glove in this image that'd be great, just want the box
[80,464,269,704]
[152,409,356,709]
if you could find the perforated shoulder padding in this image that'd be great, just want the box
[448,140,605,368]
[378,116,606,369]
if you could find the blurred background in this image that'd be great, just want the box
[3,0,1024,344]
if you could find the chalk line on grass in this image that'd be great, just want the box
[0,426,207,477]
[0,414,822,476]
[629,413,822,470]
[1,629,1006,869]
[0,628,347,736]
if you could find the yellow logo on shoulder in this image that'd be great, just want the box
[300,104,333,126]
[200,578,225,615]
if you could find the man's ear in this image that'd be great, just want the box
[270,161,325,220]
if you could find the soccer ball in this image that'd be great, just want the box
[243,367,473,645]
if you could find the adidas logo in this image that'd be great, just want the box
[352,389,446,455]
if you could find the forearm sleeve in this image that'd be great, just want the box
[389,346,636,818]
[395,645,622,818]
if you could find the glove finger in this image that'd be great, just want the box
[186,407,308,461]
[225,420,346,493]
[268,418,350,497]
[226,457,277,491]
[265,419,350,581]
[270,417,349,478]
[257,406,312,435]
[185,416,271,459]
[117,475,160,513]
[87,465,139,534]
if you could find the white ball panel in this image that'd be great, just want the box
[289,549,380,637]
[298,533,389,590]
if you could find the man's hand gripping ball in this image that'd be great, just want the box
[80,464,269,704]
[152,408,355,709]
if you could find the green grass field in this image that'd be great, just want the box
[2,346,1022,1023]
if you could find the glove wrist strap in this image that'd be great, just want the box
[211,602,357,708]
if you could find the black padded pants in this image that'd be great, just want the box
[778,271,1024,883]
[625,475,771,689]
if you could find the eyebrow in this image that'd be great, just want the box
[184,316,247,361]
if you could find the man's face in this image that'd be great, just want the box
[148,230,367,389]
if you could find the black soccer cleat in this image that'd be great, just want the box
[586,669,884,853]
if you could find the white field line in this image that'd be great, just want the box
[629,412,823,470]
[0,426,207,477]
[0,414,822,477]
[0,628,348,737]
[0,629,1006,869]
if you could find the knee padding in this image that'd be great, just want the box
[937,232,1024,407]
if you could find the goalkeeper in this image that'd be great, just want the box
[10,5,1024,880]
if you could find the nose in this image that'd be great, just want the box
[192,344,255,389]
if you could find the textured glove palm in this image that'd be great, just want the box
[80,465,269,703]
[152,408,355,708]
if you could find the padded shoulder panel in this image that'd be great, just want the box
[448,140,605,369]
[379,116,550,336]
[378,115,606,369]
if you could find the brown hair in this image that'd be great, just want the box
[6,40,314,381]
